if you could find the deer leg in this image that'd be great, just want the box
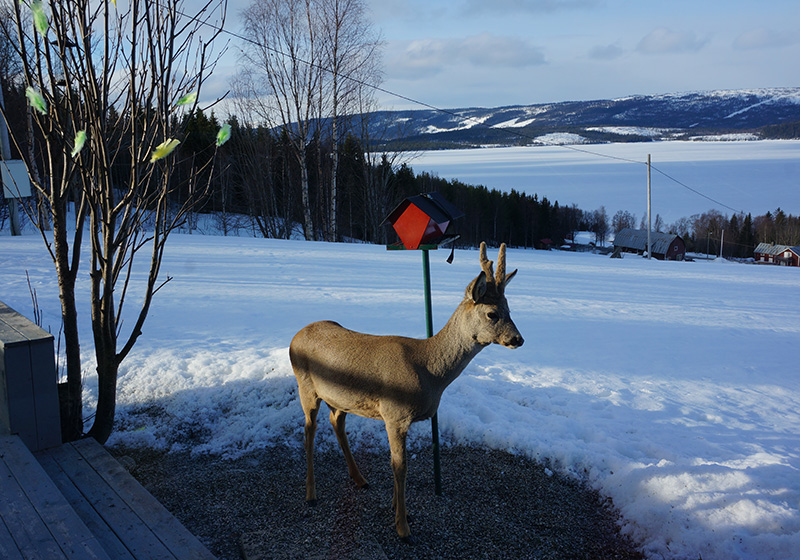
[385,422,411,540]
[300,393,321,505]
[329,407,369,489]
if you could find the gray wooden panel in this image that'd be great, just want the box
[46,442,176,560]
[28,338,60,450]
[0,349,10,435]
[0,301,53,345]
[0,301,61,450]
[0,437,68,558]
[1,344,35,443]
[37,451,134,560]
[0,435,108,559]
[72,438,216,560]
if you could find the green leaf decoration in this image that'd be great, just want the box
[31,1,48,37]
[216,123,231,147]
[150,139,181,163]
[176,92,197,107]
[71,130,87,158]
[25,87,48,115]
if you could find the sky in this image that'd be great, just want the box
[202,0,800,112]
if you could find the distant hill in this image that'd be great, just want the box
[365,88,800,149]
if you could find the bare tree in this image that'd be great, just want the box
[2,0,227,443]
[591,206,609,246]
[238,0,323,241]
[611,209,636,233]
[317,0,381,241]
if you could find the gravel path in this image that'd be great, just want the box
[113,443,643,559]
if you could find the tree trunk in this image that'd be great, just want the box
[52,213,83,441]
[330,114,338,241]
[300,153,314,240]
[87,352,118,444]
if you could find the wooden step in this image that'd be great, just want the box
[0,434,216,559]
[0,434,109,559]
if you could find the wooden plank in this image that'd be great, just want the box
[72,438,216,560]
[46,442,176,560]
[0,437,68,559]
[0,435,109,559]
[0,516,25,560]
[37,451,135,560]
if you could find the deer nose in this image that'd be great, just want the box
[504,334,524,348]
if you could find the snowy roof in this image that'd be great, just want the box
[613,228,683,255]
[754,243,791,256]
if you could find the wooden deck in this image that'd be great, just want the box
[0,434,215,559]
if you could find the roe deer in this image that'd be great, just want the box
[289,242,524,540]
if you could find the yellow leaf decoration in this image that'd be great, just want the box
[71,130,87,158]
[25,87,48,115]
[31,1,48,37]
[216,123,231,147]
[150,139,180,163]
[176,92,197,107]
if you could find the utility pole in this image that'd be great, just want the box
[0,82,22,236]
[646,154,651,259]
[719,230,724,259]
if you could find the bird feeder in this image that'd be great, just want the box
[383,192,464,250]
[382,192,464,496]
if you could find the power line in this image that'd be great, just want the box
[177,4,748,218]
[649,164,745,215]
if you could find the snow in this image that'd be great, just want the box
[586,126,675,137]
[534,132,588,145]
[2,231,799,560]
[689,133,760,142]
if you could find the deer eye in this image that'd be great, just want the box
[487,311,499,322]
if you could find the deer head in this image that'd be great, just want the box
[464,242,524,349]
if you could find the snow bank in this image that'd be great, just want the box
[2,234,799,559]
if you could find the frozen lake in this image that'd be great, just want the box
[411,140,800,224]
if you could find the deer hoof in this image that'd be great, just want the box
[400,534,416,545]
[306,498,318,507]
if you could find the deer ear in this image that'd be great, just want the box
[503,269,518,287]
[469,271,488,302]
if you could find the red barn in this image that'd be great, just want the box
[613,228,686,261]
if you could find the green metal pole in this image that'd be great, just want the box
[422,249,443,495]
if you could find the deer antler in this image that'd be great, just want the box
[496,243,507,286]
[479,241,494,281]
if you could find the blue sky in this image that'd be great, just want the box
[206,0,799,111]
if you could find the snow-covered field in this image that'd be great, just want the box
[1,232,798,559]
[412,140,800,225]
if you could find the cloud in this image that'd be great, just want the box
[589,43,623,60]
[389,34,546,79]
[734,28,798,50]
[460,33,546,67]
[636,28,707,54]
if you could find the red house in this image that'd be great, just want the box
[754,243,800,266]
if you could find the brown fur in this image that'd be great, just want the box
[289,242,524,539]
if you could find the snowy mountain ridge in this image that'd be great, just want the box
[370,87,800,148]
